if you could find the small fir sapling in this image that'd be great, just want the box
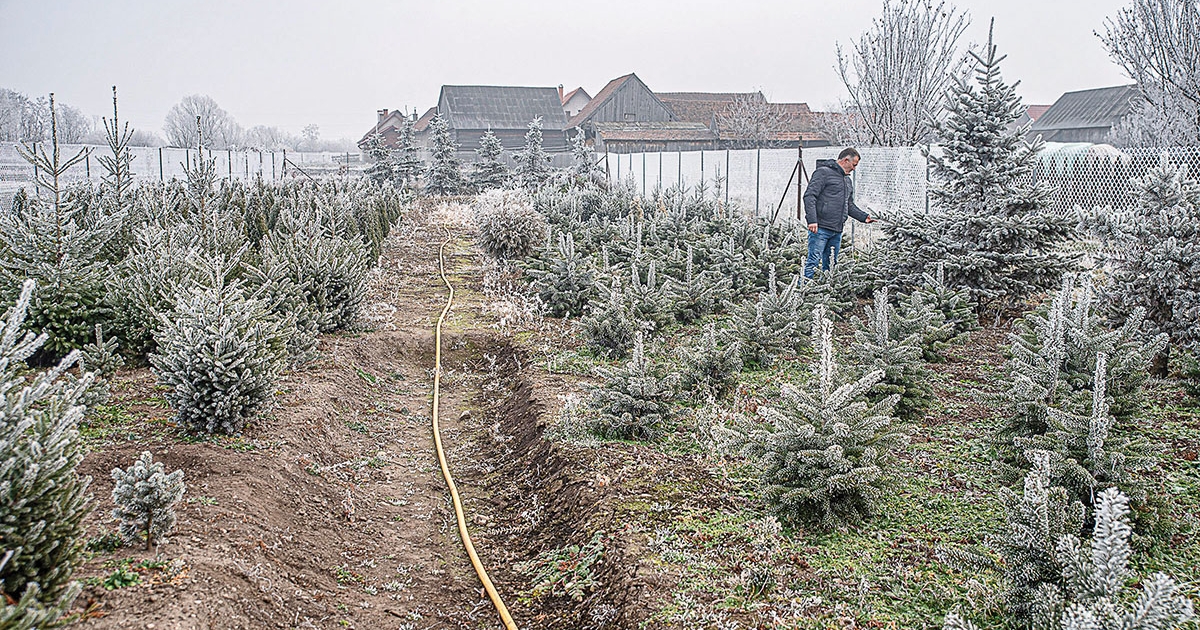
[1014,353,1152,517]
[882,23,1076,314]
[891,290,958,362]
[730,264,805,368]
[0,280,93,609]
[425,113,467,195]
[473,189,547,260]
[942,482,1194,630]
[848,287,933,422]
[70,324,125,412]
[472,130,510,191]
[803,265,857,321]
[668,244,729,323]
[570,128,599,181]
[709,234,758,301]
[722,307,905,529]
[110,451,185,550]
[913,261,977,336]
[526,231,596,318]
[95,86,136,261]
[941,451,1086,629]
[513,117,552,191]
[625,259,673,332]
[677,324,743,401]
[243,259,324,366]
[582,277,639,359]
[150,260,289,435]
[1081,156,1200,375]
[588,333,680,441]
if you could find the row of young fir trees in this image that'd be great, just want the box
[362,112,601,195]
[1,88,406,625]
[471,24,1198,630]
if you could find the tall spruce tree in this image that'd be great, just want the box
[1081,156,1200,374]
[425,113,466,195]
[393,113,423,188]
[472,130,510,191]
[361,130,395,186]
[571,128,598,180]
[882,21,1076,313]
[514,116,552,191]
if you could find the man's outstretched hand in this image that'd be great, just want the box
[864,217,877,223]
[807,223,819,233]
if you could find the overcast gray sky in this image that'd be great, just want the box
[0,0,1133,142]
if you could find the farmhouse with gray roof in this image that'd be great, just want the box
[437,85,570,157]
[1029,85,1136,143]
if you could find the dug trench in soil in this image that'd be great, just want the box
[67,204,529,629]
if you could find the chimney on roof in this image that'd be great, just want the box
[558,84,565,104]
[377,109,389,123]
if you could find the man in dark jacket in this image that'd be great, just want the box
[801,147,874,279]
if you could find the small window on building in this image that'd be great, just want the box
[623,112,636,121]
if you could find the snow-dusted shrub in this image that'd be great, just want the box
[667,244,728,324]
[730,264,803,368]
[722,307,905,530]
[678,324,742,401]
[472,130,510,192]
[150,265,288,435]
[0,280,92,608]
[473,189,547,260]
[513,117,552,192]
[111,451,185,550]
[588,334,680,441]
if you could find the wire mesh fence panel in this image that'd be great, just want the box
[678,150,703,196]
[759,148,801,224]
[725,150,759,216]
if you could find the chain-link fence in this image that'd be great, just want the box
[603,143,1200,246]
[0,143,365,198]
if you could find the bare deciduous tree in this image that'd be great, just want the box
[716,94,793,148]
[0,89,90,143]
[1099,0,1200,146]
[814,101,877,146]
[836,0,970,146]
[163,94,242,148]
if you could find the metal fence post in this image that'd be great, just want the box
[616,152,621,180]
[925,152,931,215]
[85,152,90,179]
[755,148,761,217]
[271,152,276,179]
[228,150,233,179]
[677,151,682,189]
[158,147,164,181]
[642,152,646,196]
[658,151,663,189]
[725,149,730,208]
[700,150,705,192]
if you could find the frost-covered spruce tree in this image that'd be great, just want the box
[912,261,977,336]
[243,259,323,366]
[882,22,1076,313]
[393,113,423,189]
[0,280,92,609]
[668,244,729,324]
[425,113,466,195]
[473,189,547,260]
[588,333,680,441]
[943,482,1194,630]
[891,290,958,362]
[583,277,638,359]
[1082,156,1200,374]
[626,259,672,332]
[110,222,204,356]
[802,266,857,321]
[70,324,125,413]
[513,117,552,192]
[95,86,137,260]
[527,231,595,317]
[678,324,742,401]
[0,552,80,630]
[472,130,510,191]
[150,259,289,435]
[942,451,1085,629]
[723,307,905,529]
[111,451,185,550]
[571,128,598,181]
[3,94,122,358]
[848,287,932,422]
[260,208,369,332]
[1015,354,1151,515]
[1001,276,1166,446]
[731,264,804,368]
[361,130,396,186]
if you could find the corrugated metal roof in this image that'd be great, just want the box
[439,86,568,131]
[1031,85,1135,133]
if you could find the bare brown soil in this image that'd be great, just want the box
[68,203,654,630]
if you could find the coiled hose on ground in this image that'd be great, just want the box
[430,228,519,630]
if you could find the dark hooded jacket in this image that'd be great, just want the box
[802,158,869,233]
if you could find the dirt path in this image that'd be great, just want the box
[74,203,518,629]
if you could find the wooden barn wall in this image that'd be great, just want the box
[591,81,674,124]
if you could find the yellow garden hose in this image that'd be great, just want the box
[431,228,519,630]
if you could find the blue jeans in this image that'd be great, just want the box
[804,228,842,279]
